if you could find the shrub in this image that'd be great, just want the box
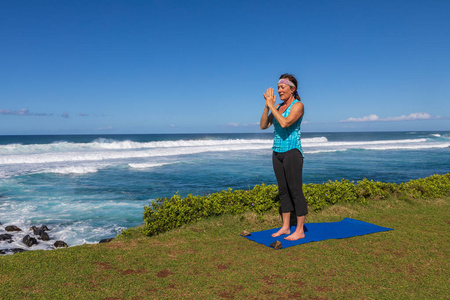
[356,178,398,200]
[142,174,450,236]
[304,179,367,211]
[399,174,450,199]
[142,184,279,236]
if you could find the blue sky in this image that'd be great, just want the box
[1,0,449,135]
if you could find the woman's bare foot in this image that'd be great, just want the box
[271,227,290,237]
[284,231,305,241]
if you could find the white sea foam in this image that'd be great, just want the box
[46,166,99,174]
[128,162,179,169]
[1,136,449,178]
[0,198,147,252]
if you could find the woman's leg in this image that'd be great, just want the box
[271,152,293,237]
[283,149,308,216]
[283,149,307,240]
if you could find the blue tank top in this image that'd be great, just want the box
[272,100,304,155]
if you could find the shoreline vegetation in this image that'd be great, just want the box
[141,174,450,237]
[1,174,449,299]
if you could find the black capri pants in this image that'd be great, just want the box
[272,148,308,217]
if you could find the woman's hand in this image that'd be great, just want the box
[264,88,276,108]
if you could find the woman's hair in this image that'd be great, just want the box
[279,73,301,100]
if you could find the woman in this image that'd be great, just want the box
[260,73,307,241]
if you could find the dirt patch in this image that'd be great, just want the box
[95,261,114,270]
[217,285,243,299]
[122,268,147,275]
[262,274,283,285]
[217,291,234,299]
[315,286,332,292]
[217,264,229,270]
[289,291,303,298]
[23,285,44,294]
[294,280,306,286]
[156,269,172,278]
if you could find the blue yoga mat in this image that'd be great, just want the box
[243,218,393,249]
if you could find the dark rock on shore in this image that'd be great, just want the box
[33,229,50,241]
[0,224,70,255]
[30,225,50,232]
[23,235,38,247]
[54,240,68,248]
[37,231,50,241]
[0,248,26,255]
[99,238,114,243]
[5,225,22,232]
[0,234,13,241]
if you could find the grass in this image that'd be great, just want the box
[1,195,449,299]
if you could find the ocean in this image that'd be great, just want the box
[1,131,449,252]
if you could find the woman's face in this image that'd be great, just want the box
[278,83,294,101]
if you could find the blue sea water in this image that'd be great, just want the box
[0,131,449,251]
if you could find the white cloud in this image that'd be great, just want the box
[96,126,113,130]
[341,114,379,123]
[224,122,260,127]
[383,113,431,121]
[0,107,52,116]
[340,112,433,123]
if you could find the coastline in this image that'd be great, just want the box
[1,131,449,250]
[2,173,449,255]
[1,185,448,298]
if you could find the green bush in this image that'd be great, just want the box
[399,174,450,199]
[356,178,398,200]
[304,179,366,211]
[142,184,279,236]
[142,174,450,236]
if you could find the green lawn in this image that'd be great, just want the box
[1,196,448,299]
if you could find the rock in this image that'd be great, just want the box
[99,238,114,243]
[0,234,13,241]
[37,231,50,241]
[23,235,38,247]
[54,241,68,248]
[31,225,49,232]
[10,248,26,254]
[270,240,283,250]
[5,225,22,232]
[33,229,50,241]
[0,248,26,255]
[239,230,251,236]
[33,228,43,235]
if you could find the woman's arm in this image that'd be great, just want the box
[260,87,276,130]
[269,101,304,128]
[260,106,274,130]
[263,87,304,129]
